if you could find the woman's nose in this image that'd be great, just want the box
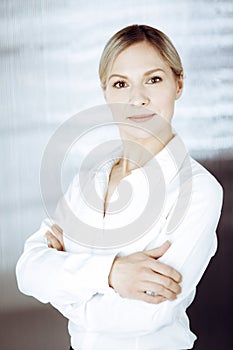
[129,87,150,106]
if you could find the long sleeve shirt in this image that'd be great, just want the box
[16,134,223,350]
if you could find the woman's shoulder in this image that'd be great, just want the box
[186,156,223,204]
[189,156,222,185]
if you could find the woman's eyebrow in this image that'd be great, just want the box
[108,73,128,80]
[144,68,165,76]
[108,68,165,81]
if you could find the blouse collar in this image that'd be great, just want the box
[93,133,189,188]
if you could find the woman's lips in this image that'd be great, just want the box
[127,113,156,123]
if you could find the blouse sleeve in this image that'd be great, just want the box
[16,220,117,305]
[50,173,223,334]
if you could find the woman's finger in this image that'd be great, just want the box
[52,224,63,234]
[144,271,182,295]
[148,258,182,283]
[140,282,177,301]
[137,292,167,305]
[45,231,63,251]
[145,274,181,297]
[51,224,64,247]
[144,241,171,259]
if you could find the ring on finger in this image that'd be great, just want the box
[145,289,157,297]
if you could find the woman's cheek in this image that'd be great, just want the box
[112,93,129,104]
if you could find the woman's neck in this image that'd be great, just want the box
[118,126,175,175]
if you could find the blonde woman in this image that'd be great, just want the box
[16,25,223,350]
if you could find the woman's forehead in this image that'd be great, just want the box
[110,42,169,75]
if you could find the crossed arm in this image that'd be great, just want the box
[46,224,181,304]
[16,174,223,334]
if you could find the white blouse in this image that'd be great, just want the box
[16,134,223,350]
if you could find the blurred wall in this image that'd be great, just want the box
[0,0,232,349]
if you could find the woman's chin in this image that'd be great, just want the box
[119,126,153,141]
[119,124,167,142]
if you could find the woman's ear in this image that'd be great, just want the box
[175,72,184,100]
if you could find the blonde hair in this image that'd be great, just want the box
[99,24,183,89]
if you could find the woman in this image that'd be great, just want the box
[16,24,223,350]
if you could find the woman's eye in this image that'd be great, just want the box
[148,76,162,84]
[112,81,127,89]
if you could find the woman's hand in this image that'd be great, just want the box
[45,224,65,251]
[108,241,182,304]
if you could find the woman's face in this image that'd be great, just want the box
[103,41,183,140]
